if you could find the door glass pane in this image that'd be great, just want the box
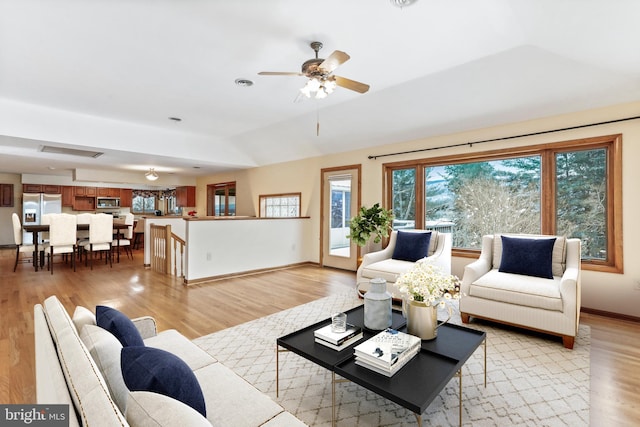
[556,148,607,260]
[214,188,225,216]
[329,178,351,257]
[391,168,416,230]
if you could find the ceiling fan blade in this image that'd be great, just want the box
[320,51,350,73]
[334,76,370,94]
[258,71,304,76]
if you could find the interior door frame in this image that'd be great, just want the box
[320,164,361,269]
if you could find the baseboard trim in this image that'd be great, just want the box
[182,261,319,286]
[581,307,640,323]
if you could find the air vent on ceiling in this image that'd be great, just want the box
[39,145,104,158]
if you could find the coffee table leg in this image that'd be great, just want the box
[483,336,487,387]
[276,344,279,398]
[459,369,462,427]
[332,372,336,427]
[413,413,422,426]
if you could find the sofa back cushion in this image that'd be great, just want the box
[42,296,128,426]
[81,325,129,413]
[492,234,567,277]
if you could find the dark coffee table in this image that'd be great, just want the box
[276,304,486,426]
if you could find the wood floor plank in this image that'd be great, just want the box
[1,247,638,425]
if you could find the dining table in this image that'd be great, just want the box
[23,222,130,271]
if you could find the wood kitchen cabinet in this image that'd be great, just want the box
[1,183,14,207]
[176,186,196,207]
[74,186,97,196]
[43,185,62,193]
[62,186,74,206]
[119,189,132,207]
[23,184,43,193]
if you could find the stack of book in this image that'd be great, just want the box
[353,329,421,377]
[314,323,363,351]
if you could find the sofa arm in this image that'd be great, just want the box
[132,316,157,339]
[460,258,491,295]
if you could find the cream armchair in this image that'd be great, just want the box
[356,230,452,300]
[460,234,581,349]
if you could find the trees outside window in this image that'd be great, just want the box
[385,135,622,272]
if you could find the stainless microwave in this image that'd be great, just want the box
[96,197,120,208]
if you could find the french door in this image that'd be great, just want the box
[321,165,361,270]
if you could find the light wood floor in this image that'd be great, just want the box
[1,247,639,426]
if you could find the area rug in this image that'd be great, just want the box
[194,292,589,426]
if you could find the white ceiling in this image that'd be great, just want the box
[1,0,639,183]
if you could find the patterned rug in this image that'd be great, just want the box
[194,292,590,426]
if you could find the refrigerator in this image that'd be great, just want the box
[22,193,62,244]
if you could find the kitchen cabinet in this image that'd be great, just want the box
[62,186,74,206]
[176,186,196,207]
[97,187,110,197]
[43,185,62,193]
[74,186,97,196]
[73,196,95,211]
[23,184,43,193]
[1,183,14,207]
[120,189,132,207]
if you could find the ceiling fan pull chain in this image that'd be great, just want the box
[316,108,320,137]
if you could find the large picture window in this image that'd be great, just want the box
[259,193,301,217]
[384,135,622,272]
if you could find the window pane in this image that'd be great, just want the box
[556,149,607,260]
[391,168,416,229]
[432,157,541,249]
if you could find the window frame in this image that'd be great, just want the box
[259,192,302,218]
[383,134,623,273]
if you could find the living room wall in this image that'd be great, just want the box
[196,101,640,318]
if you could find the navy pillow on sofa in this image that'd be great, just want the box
[391,231,432,262]
[121,346,207,417]
[96,306,145,347]
[499,236,557,279]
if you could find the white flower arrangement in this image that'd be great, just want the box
[394,260,460,307]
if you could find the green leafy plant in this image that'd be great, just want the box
[347,203,394,247]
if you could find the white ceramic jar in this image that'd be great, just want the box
[364,277,392,330]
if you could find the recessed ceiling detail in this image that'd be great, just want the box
[39,145,103,158]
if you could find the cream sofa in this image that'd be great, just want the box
[34,295,305,427]
[460,234,581,349]
[356,230,452,300]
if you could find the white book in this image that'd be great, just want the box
[353,329,421,368]
[355,346,420,377]
[314,323,362,346]
[314,332,363,351]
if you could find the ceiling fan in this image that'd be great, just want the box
[258,41,370,99]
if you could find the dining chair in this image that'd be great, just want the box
[75,213,92,261]
[40,213,54,245]
[83,213,113,270]
[48,213,77,275]
[112,213,135,260]
[12,213,37,272]
[133,217,145,249]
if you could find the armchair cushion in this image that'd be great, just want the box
[392,230,432,262]
[498,235,556,279]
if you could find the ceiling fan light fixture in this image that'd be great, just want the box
[390,0,418,8]
[315,89,328,99]
[145,168,159,181]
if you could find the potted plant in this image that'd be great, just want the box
[347,203,394,248]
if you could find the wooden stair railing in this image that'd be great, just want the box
[150,224,185,278]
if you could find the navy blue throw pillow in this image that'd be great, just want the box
[499,236,556,279]
[391,231,432,262]
[121,346,206,417]
[96,306,145,347]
